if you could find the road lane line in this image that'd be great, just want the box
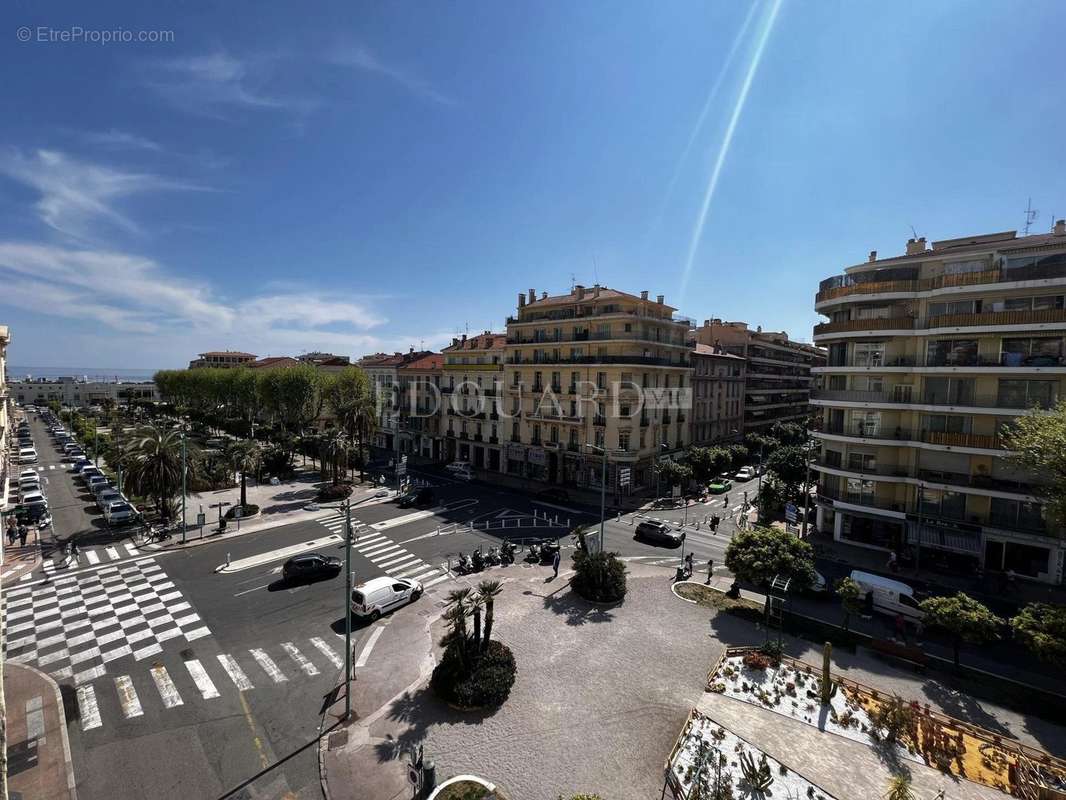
[369,510,437,531]
[233,584,271,597]
[217,654,253,691]
[77,685,102,731]
[250,649,288,683]
[185,659,220,699]
[281,642,319,676]
[375,551,414,568]
[215,534,344,573]
[150,666,184,708]
[310,637,343,669]
[115,675,144,718]
[85,551,100,565]
[354,626,384,668]
[385,558,421,574]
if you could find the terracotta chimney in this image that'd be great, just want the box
[905,237,927,256]
[518,292,525,307]
[528,288,535,304]
[575,285,585,300]
[593,283,601,298]
[640,290,649,300]
[656,294,664,304]
[869,250,877,262]
[1055,219,1066,236]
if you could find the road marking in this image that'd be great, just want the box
[385,558,421,574]
[105,546,120,560]
[423,575,450,589]
[215,534,343,573]
[77,685,102,731]
[352,534,386,547]
[217,654,253,691]
[25,695,45,741]
[185,659,220,699]
[368,510,436,531]
[359,542,398,557]
[233,584,271,597]
[375,551,414,568]
[354,626,384,668]
[85,551,100,565]
[281,642,319,676]
[530,499,584,515]
[402,567,439,581]
[125,543,140,556]
[115,675,144,718]
[150,666,184,708]
[250,649,288,683]
[310,637,343,669]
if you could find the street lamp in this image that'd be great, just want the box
[321,497,355,720]
[655,442,669,506]
[180,432,187,544]
[586,443,608,554]
[800,438,816,538]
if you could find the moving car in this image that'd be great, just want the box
[397,487,435,508]
[282,553,343,582]
[634,519,685,546]
[350,576,423,621]
[708,478,733,494]
[734,466,757,482]
[104,502,136,525]
[451,465,474,481]
[848,570,924,623]
[445,461,471,473]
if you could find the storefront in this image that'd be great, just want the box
[982,527,1064,584]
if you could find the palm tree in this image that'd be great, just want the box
[124,424,189,522]
[351,394,377,479]
[443,588,472,665]
[322,429,346,485]
[476,580,503,652]
[884,775,916,800]
[225,439,260,511]
[468,593,485,653]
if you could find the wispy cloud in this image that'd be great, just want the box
[0,148,208,238]
[327,44,455,106]
[82,129,163,153]
[143,51,315,118]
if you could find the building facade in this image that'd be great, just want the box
[188,351,257,369]
[694,320,825,432]
[812,223,1066,584]
[397,353,443,459]
[503,285,692,494]
[358,349,433,455]
[690,344,747,445]
[10,377,159,407]
[439,333,507,471]
[1,325,10,512]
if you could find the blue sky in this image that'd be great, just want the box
[1,0,1064,369]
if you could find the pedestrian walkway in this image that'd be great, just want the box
[316,513,450,589]
[2,540,42,582]
[40,539,143,575]
[4,661,77,800]
[73,633,356,733]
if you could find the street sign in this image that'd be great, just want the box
[195,513,206,527]
[619,467,631,487]
[234,507,243,519]
[785,502,798,523]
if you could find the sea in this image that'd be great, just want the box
[8,366,160,382]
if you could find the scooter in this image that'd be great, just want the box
[525,542,541,562]
[471,548,485,572]
[538,539,560,564]
[455,553,471,574]
[486,546,501,566]
[500,541,516,565]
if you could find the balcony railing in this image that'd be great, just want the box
[817,487,906,512]
[506,355,688,367]
[814,317,915,335]
[816,263,1066,303]
[815,460,1035,494]
[818,424,1008,450]
[925,308,1066,330]
[811,388,1056,409]
[506,331,687,346]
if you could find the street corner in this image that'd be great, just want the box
[3,661,78,800]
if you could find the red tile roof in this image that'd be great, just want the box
[400,353,443,371]
[442,333,507,352]
[249,356,300,369]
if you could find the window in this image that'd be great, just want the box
[943,259,987,275]
[923,377,974,405]
[990,497,1045,531]
[998,379,1057,409]
[618,431,630,451]
[1001,337,1063,366]
[853,375,884,393]
[847,452,877,472]
[845,478,876,504]
[594,429,605,449]
[927,339,978,366]
[853,342,885,367]
[597,372,606,390]
[928,299,979,317]
[921,414,970,434]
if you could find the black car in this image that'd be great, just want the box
[635,520,684,546]
[282,553,343,582]
[536,488,570,503]
[398,487,435,508]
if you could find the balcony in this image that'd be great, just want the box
[816,263,1066,304]
[815,459,1039,496]
[473,434,483,442]
[593,416,607,427]
[814,317,915,336]
[510,435,521,443]
[818,423,1009,451]
[567,443,581,453]
[459,431,469,440]
[817,486,906,512]
[506,355,688,368]
[924,308,1066,330]
[811,388,1056,410]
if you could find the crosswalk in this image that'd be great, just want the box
[316,514,450,589]
[75,636,347,731]
[42,541,142,575]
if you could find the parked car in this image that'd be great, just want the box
[104,502,136,525]
[397,487,435,508]
[96,488,123,510]
[535,488,571,503]
[71,459,92,473]
[282,553,343,582]
[18,477,42,494]
[350,576,423,621]
[635,519,684,546]
[734,466,757,482]
[18,447,38,464]
[21,491,48,511]
[19,468,39,481]
[80,467,103,483]
[708,478,733,494]
[90,479,113,497]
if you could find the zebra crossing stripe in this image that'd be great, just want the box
[281,642,319,677]
[385,558,421,574]
[85,551,100,565]
[77,685,102,731]
[125,543,140,556]
[217,654,253,691]
[184,659,220,699]
[423,575,450,589]
[402,567,439,581]
[360,543,398,557]
[375,551,414,568]
[310,637,343,669]
[353,534,386,547]
[105,546,120,560]
[115,675,144,719]
[250,649,288,683]
[150,666,183,708]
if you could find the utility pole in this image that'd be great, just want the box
[800,439,815,538]
[93,417,99,467]
[180,433,187,544]
[343,498,354,720]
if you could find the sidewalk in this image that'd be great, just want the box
[3,662,78,800]
[2,535,42,583]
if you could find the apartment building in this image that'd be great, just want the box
[812,223,1066,584]
[1,324,10,513]
[188,351,256,369]
[503,285,692,494]
[397,353,444,460]
[690,344,746,445]
[358,349,433,454]
[10,377,159,406]
[439,332,507,471]
[694,320,825,432]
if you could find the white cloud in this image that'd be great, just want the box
[326,44,455,107]
[82,129,163,152]
[0,148,208,238]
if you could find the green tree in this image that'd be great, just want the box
[686,446,732,486]
[769,421,806,446]
[124,424,194,522]
[1004,400,1066,527]
[883,775,917,800]
[835,576,863,632]
[765,445,807,493]
[1011,602,1066,667]
[756,474,789,522]
[655,459,691,492]
[727,443,748,468]
[919,592,1002,668]
[224,439,260,511]
[725,527,816,589]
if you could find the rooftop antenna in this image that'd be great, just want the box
[909,224,919,240]
[569,272,576,291]
[592,254,599,284]
[1024,197,1039,236]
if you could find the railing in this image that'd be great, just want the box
[816,264,1066,303]
[506,331,687,346]
[506,308,687,325]
[815,459,1036,493]
[814,317,915,335]
[506,355,688,367]
[811,388,1056,409]
[818,424,1008,450]
[817,487,905,512]
[925,307,1066,329]
[593,416,606,426]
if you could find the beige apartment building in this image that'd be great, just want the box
[1,325,10,512]
[358,349,433,454]
[397,353,444,459]
[694,320,824,433]
[690,344,746,445]
[812,223,1066,584]
[503,285,692,494]
[188,351,256,369]
[439,333,507,471]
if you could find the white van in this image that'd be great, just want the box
[451,464,473,482]
[18,447,38,464]
[849,570,925,623]
[350,576,423,621]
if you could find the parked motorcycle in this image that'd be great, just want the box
[500,541,516,565]
[486,546,501,566]
[470,548,485,572]
[538,539,560,564]
[455,552,471,574]
[525,542,541,562]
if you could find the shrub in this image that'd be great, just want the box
[431,639,516,708]
[225,503,260,518]
[570,535,627,602]
[261,445,295,478]
[742,651,771,671]
[318,482,353,501]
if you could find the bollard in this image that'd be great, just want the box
[226,552,231,568]
[616,512,621,521]
[469,521,473,530]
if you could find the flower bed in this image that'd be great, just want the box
[709,648,1066,796]
[667,710,837,800]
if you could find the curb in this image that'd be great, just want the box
[427,776,497,799]
[9,662,78,800]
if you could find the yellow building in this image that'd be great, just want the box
[503,285,692,494]
[397,353,444,459]
[439,333,507,470]
[0,324,10,513]
[812,223,1066,584]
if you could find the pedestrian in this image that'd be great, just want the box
[706,558,714,584]
[6,525,15,547]
[723,493,730,508]
[711,514,720,532]
[685,552,694,577]
[552,548,561,579]
[19,527,28,548]
[70,540,80,562]
[887,551,898,572]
